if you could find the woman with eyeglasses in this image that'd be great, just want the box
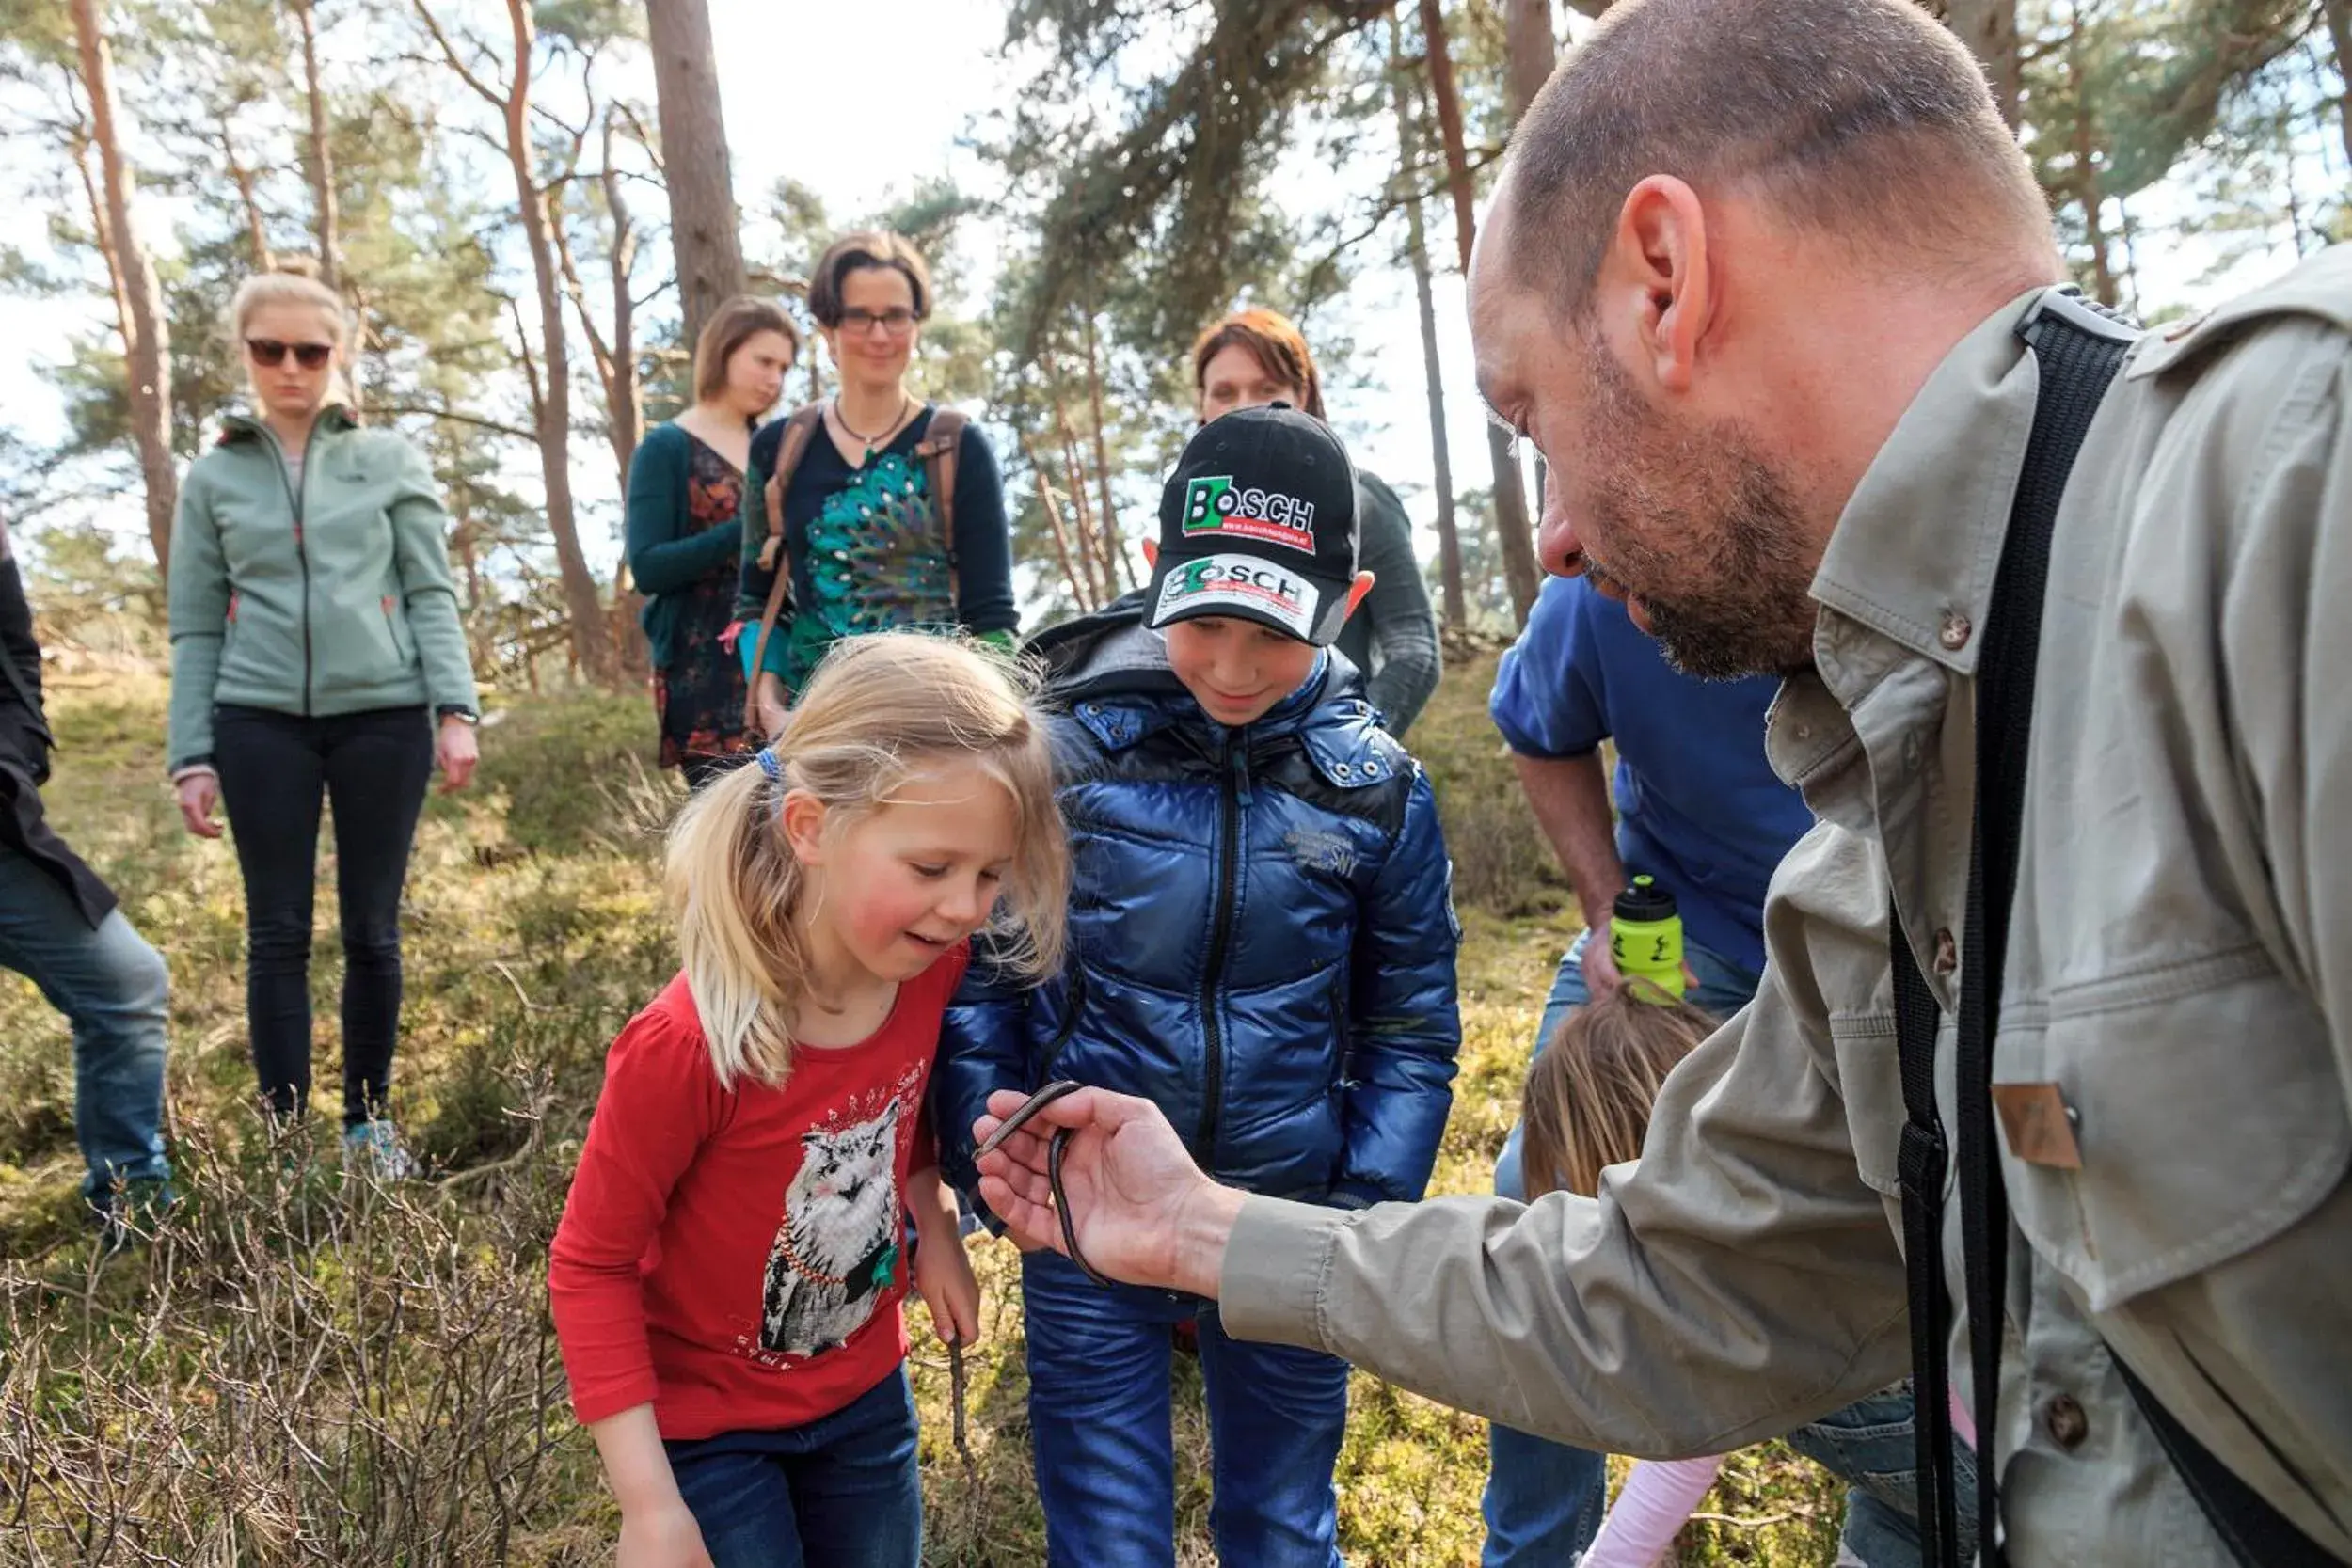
[732,231,1016,736]
[166,267,481,1179]
[626,295,798,791]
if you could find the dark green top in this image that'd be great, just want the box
[627,420,748,669]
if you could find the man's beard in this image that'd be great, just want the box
[1581,348,1820,680]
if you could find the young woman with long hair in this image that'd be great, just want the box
[628,296,799,789]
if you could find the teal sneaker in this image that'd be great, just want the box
[341,1120,419,1182]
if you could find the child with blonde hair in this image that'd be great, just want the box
[1518,985,1724,1568]
[550,633,1069,1568]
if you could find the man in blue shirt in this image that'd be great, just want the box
[1482,573,1960,1568]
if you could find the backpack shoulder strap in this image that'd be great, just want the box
[756,403,826,573]
[744,403,826,734]
[914,406,967,610]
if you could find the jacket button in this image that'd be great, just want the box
[1933,929,1958,975]
[1939,612,1973,651]
[2045,1393,2089,1449]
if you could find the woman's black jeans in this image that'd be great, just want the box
[214,705,434,1128]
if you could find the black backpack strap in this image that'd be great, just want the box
[1891,929,1961,1562]
[2114,1357,2344,1567]
[1891,287,2136,1567]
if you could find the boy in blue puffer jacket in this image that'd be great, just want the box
[939,404,1461,1568]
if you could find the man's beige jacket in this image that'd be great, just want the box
[1223,247,2352,1564]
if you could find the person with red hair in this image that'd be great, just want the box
[1187,309,1441,734]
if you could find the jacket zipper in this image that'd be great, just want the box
[262,426,317,715]
[1195,736,1247,1159]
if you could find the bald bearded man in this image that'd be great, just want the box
[970,2,2352,1563]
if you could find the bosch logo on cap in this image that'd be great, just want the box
[1155,552,1318,639]
[1175,558,1305,601]
[1181,475,1317,553]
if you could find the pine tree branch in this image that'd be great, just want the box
[408,0,508,113]
[372,404,538,442]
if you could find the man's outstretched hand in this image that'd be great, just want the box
[973,1086,1245,1299]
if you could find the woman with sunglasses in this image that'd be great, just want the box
[166,267,480,1178]
[626,295,798,791]
[733,231,1016,735]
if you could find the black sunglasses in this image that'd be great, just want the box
[246,338,334,370]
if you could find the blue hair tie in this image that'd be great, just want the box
[755,748,782,782]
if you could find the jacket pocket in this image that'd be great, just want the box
[379,595,411,665]
[1995,947,2351,1313]
[1830,1012,1906,1202]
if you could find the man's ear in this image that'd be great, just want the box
[1608,174,1712,396]
[1141,537,1159,568]
[779,788,829,866]
[1338,570,1376,624]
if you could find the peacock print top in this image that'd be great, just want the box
[734,404,1016,693]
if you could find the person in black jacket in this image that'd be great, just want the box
[0,515,170,1234]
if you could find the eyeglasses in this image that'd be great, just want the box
[835,308,919,338]
[246,338,334,370]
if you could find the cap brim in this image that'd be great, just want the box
[1144,549,1351,646]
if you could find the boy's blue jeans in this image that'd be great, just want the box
[0,847,170,1211]
[1484,932,1962,1567]
[663,1368,921,1568]
[1025,1248,1349,1568]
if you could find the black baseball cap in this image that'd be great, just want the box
[1145,402,1360,646]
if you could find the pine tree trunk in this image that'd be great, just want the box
[69,139,130,338]
[1390,17,1465,627]
[1422,0,1539,625]
[647,0,746,351]
[69,0,177,572]
[291,0,341,287]
[220,119,275,271]
[1505,0,1553,119]
[600,121,647,682]
[496,0,614,684]
[2327,0,2352,171]
[1944,0,2021,130]
[1080,309,1129,593]
[2064,6,2118,306]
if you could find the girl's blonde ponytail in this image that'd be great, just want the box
[665,752,807,1089]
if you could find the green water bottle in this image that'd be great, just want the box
[1611,875,1686,1003]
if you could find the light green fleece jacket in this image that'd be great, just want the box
[167,406,479,773]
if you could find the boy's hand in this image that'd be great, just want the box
[914,1227,982,1348]
[616,1501,713,1568]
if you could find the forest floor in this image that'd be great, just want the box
[0,652,1845,1566]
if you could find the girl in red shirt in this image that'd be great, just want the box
[550,633,1070,1568]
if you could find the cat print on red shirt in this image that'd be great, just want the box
[759,1095,904,1357]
